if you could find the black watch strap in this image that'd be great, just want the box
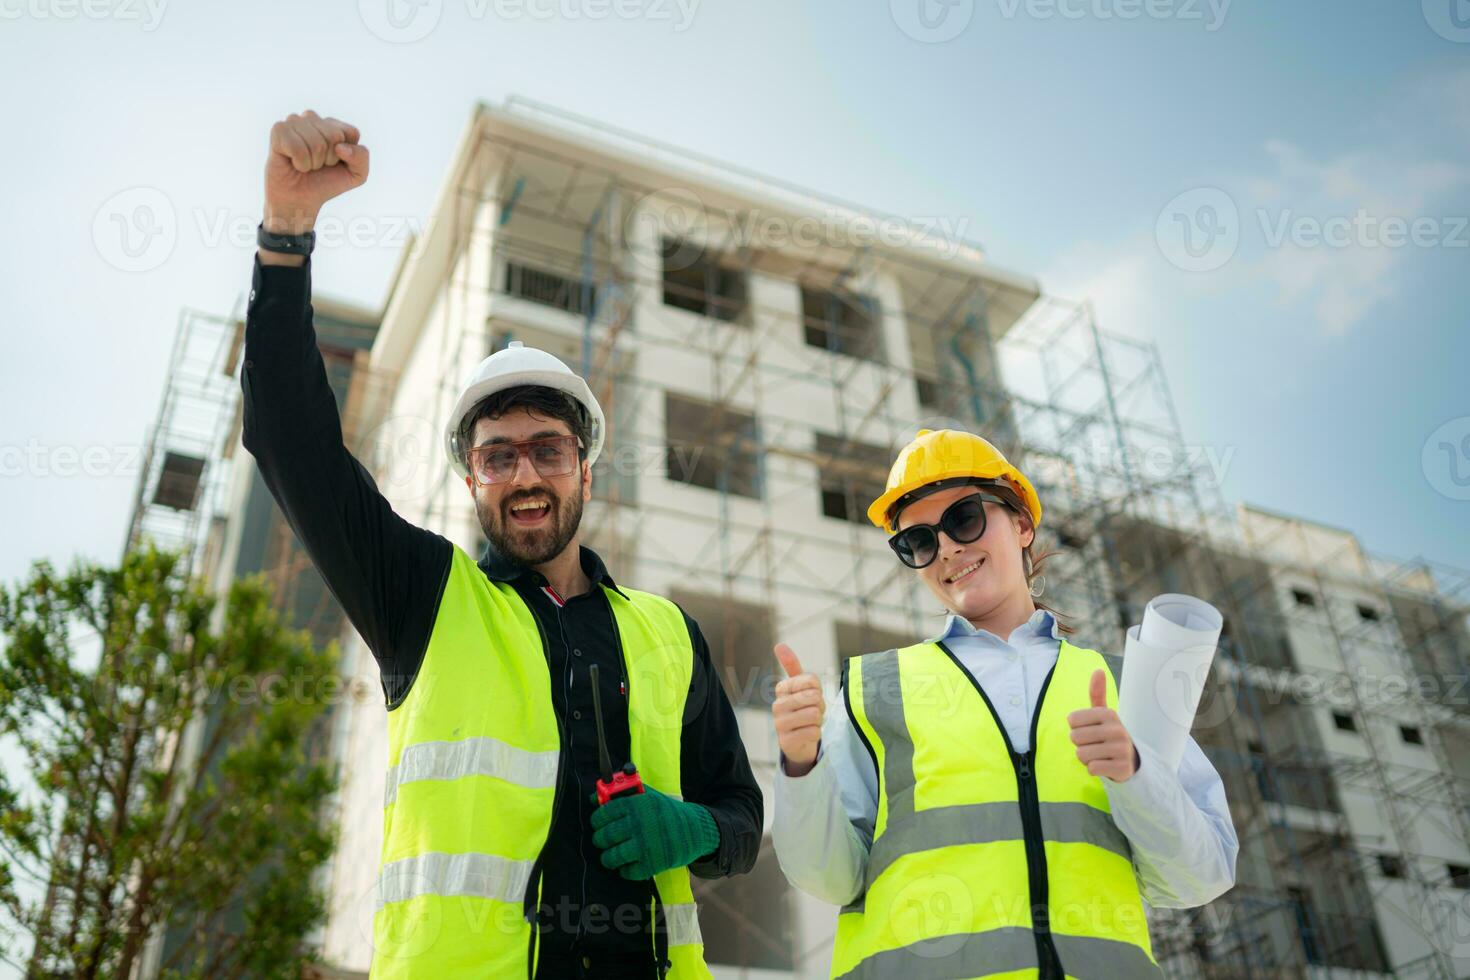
[257,222,316,255]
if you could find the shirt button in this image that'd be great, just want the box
[1010,696,1022,707]
[248,289,256,302]
[574,648,582,657]
[573,709,582,720]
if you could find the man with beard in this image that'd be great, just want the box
[242,110,761,980]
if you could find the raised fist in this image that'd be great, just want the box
[263,110,368,236]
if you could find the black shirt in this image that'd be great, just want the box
[240,255,762,966]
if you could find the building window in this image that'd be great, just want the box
[1400,725,1423,745]
[667,589,775,709]
[834,621,915,662]
[504,261,597,316]
[1377,854,1405,879]
[1357,603,1380,622]
[815,432,892,525]
[1449,864,1470,890]
[693,835,794,971]
[1332,711,1357,733]
[663,392,762,499]
[661,239,747,321]
[915,375,941,411]
[801,284,882,361]
[1291,588,1317,608]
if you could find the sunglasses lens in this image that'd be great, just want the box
[892,527,938,568]
[943,497,987,543]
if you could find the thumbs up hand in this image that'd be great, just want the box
[1066,668,1139,782]
[772,643,824,777]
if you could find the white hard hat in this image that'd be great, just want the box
[443,341,606,477]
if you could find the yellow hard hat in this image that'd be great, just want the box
[867,429,1042,533]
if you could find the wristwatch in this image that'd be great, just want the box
[257,222,316,255]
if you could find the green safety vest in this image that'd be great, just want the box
[369,546,713,979]
[832,638,1161,980]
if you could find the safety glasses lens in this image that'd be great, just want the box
[891,527,938,568]
[941,497,987,543]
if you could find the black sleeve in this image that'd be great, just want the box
[240,255,451,705]
[676,610,764,879]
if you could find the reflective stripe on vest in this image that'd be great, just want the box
[370,547,712,978]
[832,639,1160,980]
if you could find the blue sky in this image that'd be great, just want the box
[1,0,1467,592]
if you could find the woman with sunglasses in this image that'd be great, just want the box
[770,429,1237,980]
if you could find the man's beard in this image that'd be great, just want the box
[477,486,584,567]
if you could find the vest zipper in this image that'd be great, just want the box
[935,641,1063,977]
[524,608,563,980]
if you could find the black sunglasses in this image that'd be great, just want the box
[888,492,1010,569]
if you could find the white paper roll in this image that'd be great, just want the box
[1116,594,1223,772]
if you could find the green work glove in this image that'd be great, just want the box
[589,785,719,880]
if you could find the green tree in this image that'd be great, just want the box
[0,545,338,979]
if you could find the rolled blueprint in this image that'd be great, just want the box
[1117,593,1223,773]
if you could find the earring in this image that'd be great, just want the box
[1029,575,1046,599]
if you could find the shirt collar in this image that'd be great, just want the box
[935,607,1060,645]
[477,542,627,599]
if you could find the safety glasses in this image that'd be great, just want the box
[466,435,583,487]
[888,492,1010,569]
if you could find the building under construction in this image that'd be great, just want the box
[127,98,1470,978]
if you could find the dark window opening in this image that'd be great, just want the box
[1292,588,1317,608]
[668,589,775,709]
[1332,711,1357,733]
[504,261,597,316]
[1400,725,1423,745]
[664,392,762,499]
[815,432,892,525]
[154,451,206,511]
[801,284,882,362]
[1377,854,1405,879]
[661,239,747,322]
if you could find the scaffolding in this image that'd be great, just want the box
[125,308,244,579]
[339,97,1470,979]
[92,97,1453,978]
